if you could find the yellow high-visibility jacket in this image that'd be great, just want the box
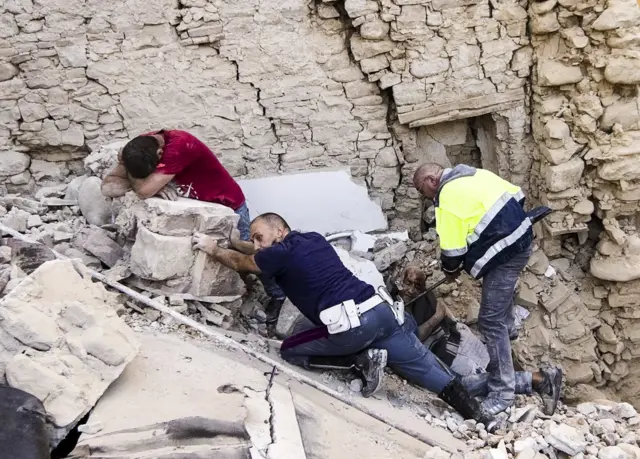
[435,165,533,279]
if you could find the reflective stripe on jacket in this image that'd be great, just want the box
[435,165,533,279]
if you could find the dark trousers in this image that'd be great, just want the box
[478,242,532,413]
[280,303,454,393]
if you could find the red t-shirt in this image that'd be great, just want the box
[148,130,245,210]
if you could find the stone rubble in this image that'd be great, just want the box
[418,398,640,459]
[0,259,138,447]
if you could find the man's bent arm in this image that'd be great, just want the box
[129,172,175,200]
[417,300,446,342]
[101,164,132,198]
[210,247,262,274]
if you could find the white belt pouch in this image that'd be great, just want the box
[319,300,362,335]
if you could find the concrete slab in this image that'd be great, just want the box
[238,168,388,235]
[73,329,466,458]
[71,332,265,457]
[267,383,307,459]
[291,381,432,459]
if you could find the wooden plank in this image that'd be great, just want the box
[408,100,523,128]
[398,88,525,125]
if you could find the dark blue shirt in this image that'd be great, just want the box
[254,231,375,325]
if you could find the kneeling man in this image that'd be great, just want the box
[192,213,492,423]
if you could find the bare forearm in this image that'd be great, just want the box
[231,239,256,255]
[209,247,260,273]
[417,303,446,341]
[127,177,154,199]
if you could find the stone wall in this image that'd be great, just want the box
[0,0,533,235]
[524,0,640,407]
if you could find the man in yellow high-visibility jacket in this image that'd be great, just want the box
[413,163,563,418]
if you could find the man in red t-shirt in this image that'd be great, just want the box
[101,129,286,320]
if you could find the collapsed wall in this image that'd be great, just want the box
[0,0,533,234]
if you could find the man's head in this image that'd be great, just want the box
[121,134,165,179]
[413,163,445,200]
[249,213,291,250]
[401,265,426,300]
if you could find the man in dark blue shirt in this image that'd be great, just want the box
[192,213,492,423]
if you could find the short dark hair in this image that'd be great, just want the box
[251,213,291,231]
[122,136,160,179]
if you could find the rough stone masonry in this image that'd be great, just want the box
[3,0,640,412]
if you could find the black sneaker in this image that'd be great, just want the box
[265,297,285,324]
[536,366,563,415]
[355,349,388,398]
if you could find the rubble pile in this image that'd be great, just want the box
[0,259,138,447]
[423,398,640,459]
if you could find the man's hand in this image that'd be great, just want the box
[192,233,218,255]
[157,185,179,201]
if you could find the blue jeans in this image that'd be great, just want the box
[234,202,285,300]
[478,242,532,413]
[462,371,532,397]
[280,304,454,394]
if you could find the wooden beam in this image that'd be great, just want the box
[398,88,525,125]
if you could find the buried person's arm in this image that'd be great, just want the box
[416,299,447,342]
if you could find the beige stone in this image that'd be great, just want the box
[0,260,138,446]
[591,0,640,31]
[531,12,560,34]
[0,151,30,176]
[410,58,449,78]
[543,158,584,192]
[539,142,581,165]
[130,226,194,281]
[598,157,640,182]
[591,236,640,282]
[537,60,583,86]
[573,200,594,215]
[601,98,640,131]
[561,27,589,48]
[605,57,640,85]
[345,0,379,17]
[360,19,390,40]
[350,33,395,60]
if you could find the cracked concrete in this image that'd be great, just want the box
[71,330,443,458]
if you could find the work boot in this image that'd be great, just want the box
[535,366,563,415]
[354,349,388,398]
[308,349,388,398]
[265,297,285,324]
[438,377,491,425]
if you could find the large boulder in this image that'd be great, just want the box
[78,176,112,226]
